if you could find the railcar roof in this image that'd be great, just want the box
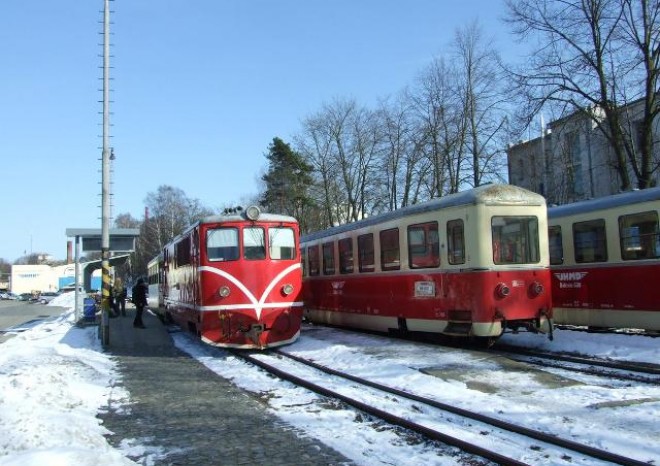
[302,184,544,243]
[548,187,660,219]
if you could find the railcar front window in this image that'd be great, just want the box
[244,227,266,260]
[492,216,540,265]
[619,211,660,260]
[269,227,296,260]
[207,228,239,262]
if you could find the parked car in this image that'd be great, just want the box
[17,293,33,301]
[39,292,60,304]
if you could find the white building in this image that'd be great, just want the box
[507,99,659,205]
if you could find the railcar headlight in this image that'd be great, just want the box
[218,286,231,298]
[495,283,510,298]
[529,282,544,297]
[246,205,261,221]
[282,284,294,295]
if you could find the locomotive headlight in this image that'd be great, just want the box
[529,281,544,297]
[282,284,294,295]
[218,286,231,298]
[246,205,261,221]
[496,283,511,298]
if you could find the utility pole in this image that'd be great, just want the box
[100,0,112,346]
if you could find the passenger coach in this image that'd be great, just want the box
[301,184,553,342]
[548,187,660,331]
[148,206,304,349]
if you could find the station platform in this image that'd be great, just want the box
[99,307,352,465]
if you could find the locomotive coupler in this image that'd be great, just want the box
[494,310,507,335]
[244,324,265,347]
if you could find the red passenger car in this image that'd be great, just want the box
[548,187,660,331]
[301,184,553,342]
[147,206,303,349]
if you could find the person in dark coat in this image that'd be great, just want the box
[131,278,148,329]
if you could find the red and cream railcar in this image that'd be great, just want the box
[548,187,660,331]
[149,206,303,349]
[301,184,553,341]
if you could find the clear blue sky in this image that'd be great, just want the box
[0,0,521,263]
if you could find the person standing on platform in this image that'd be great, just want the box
[131,278,148,329]
[114,278,127,317]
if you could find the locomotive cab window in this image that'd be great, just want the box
[338,238,354,274]
[573,219,607,263]
[447,219,465,265]
[380,228,400,271]
[269,227,296,260]
[619,211,660,260]
[207,228,239,262]
[548,225,564,265]
[358,233,375,272]
[244,227,266,260]
[408,222,439,269]
[322,241,336,275]
[492,216,540,264]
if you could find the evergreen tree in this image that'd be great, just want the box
[260,137,315,230]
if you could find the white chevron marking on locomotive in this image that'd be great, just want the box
[198,263,302,319]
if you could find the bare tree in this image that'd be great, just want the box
[454,21,511,186]
[505,0,660,190]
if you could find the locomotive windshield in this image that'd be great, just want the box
[491,216,540,265]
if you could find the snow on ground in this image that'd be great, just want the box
[0,292,659,465]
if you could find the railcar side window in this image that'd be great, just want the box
[573,219,607,263]
[301,248,308,277]
[322,241,336,275]
[244,227,266,260]
[380,228,400,271]
[619,211,660,260]
[447,220,465,265]
[408,222,439,269]
[548,226,564,265]
[269,227,296,260]
[207,228,239,262]
[308,245,320,276]
[338,238,354,274]
[492,216,540,264]
[358,233,375,272]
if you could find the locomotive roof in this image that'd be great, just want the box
[301,184,544,243]
[200,212,298,224]
[548,186,660,219]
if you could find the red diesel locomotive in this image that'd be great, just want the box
[548,187,660,331]
[147,206,304,349]
[301,184,553,342]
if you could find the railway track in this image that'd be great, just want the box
[491,343,660,385]
[229,348,650,466]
